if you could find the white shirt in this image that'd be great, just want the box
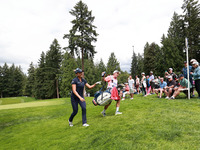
[128,79,134,89]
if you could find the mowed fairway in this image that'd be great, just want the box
[0,95,200,150]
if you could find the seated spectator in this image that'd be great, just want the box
[164,76,176,99]
[154,77,167,98]
[169,74,192,99]
[122,83,129,100]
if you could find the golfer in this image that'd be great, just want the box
[68,68,100,127]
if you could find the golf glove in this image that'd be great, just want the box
[96,81,101,85]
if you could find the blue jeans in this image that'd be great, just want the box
[69,96,87,124]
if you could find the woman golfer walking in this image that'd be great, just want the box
[68,68,100,127]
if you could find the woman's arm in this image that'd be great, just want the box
[72,84,85,101]
[85,83,96,89]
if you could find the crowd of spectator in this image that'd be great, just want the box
[122,59,200,100]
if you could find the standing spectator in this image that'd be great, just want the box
[190,61,200,99]
[182,61,193,96]
[149,71,155,94]
[146,75,151,95]
[135,75,140,94]
[165,68,178,81]
[164,76,176,99]
[141,72,147,96]
[154,77,167,98]
[128,75,134,99]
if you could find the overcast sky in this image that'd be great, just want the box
[0,0,184,74]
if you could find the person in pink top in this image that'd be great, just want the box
[101,70,122,116]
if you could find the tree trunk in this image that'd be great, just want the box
[56,79,59,98]
[81,47,84,78]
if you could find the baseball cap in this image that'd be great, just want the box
[168,68,173,71]
[141,72,145,75]
[113,70,121,74]
[74,68,82,74]
[150,71,153,74]
[190,59,197,63]
[192,61,199,65]
[179,74,184,78]
[184,61,187,64]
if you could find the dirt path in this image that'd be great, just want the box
[0,100,65,110]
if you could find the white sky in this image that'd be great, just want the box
[0,0,183,74]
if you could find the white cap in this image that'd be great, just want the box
[169,68,173,71]
[192,61,199,66]
[190,59,197,63]
[141,72,145,75]
[113,70,121,74]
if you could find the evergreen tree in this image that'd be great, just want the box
[182,0,200,61]
[45,39,62,98]
[130,50,138,78]
[143,42,160,75]
[25,62,35,97]
[136,53,144,78]
[60,52,78,97]
[0,66,3,98]
[64,0,98,73]
[95,58,106,80]
[34,52,47,99]
[106,52,121,75]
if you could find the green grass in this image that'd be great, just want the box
[0,95,200,150]
[0,97,36,105]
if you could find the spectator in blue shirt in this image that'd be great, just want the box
[154,77,167,98]
[182,61,194,96]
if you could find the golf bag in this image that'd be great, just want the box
[92,73,112,106]
[92,89,112,106]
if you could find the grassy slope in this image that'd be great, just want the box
[0,95,200,150]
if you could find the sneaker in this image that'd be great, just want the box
[115,111,122,115]
[165,96,169,99]
[122,98,125,100]
[83,123,89,127]
[130,98,133,100]
[101,111,106,117]
[68,120,73,127]
[169,96,175,100]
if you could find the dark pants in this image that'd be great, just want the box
[142,85,146,95]
[69,96,87,124]
[195,79,200,97]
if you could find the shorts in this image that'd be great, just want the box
[129,88,134,94]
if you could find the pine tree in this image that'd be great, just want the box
[130,50,138,78]
[182,0,200,61]
[143,42,160,75]
[25,62,35,97]
[60,52,78,97]
[45,39,62,98]
[64,0,98,73]
[34,52,46,99]
[106,52,121,75]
